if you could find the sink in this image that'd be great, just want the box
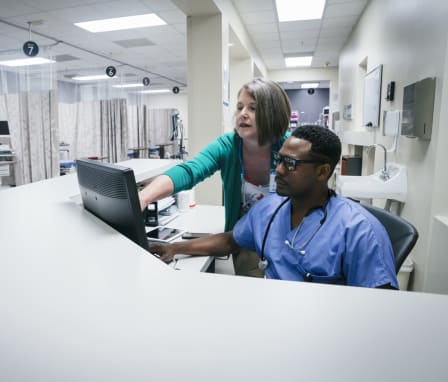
[336,163,407,202]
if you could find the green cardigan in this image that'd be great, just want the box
[164,132,289,231]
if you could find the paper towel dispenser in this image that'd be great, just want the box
[401,77,435,140]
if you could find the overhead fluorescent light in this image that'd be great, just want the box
[301,83,319,89]
[0,57,55,67]
[285,56,313,67]
[140,89,170,94]
[75,13,166,33]
[275,0,326,22]
[72,74,114,81]
[112,83,144,88]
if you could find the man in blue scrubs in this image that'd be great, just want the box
[150,125,398,289]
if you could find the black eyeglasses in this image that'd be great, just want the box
[274,152,324,171]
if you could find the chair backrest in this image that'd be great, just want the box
[362,204,419,273]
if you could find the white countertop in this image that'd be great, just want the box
[1,162,448,381]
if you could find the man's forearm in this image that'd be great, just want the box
[170,232,240,257]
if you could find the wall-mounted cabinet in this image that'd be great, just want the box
[401,77,436,140]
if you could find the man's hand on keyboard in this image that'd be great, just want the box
[148,242,175,263]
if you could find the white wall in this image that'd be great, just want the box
[214,0,267,78]
[338,0,448,292]
[425,36,448,293]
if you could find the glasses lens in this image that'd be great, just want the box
[287,158,296,171]
[282,156,296,171]
[276,154,300,171]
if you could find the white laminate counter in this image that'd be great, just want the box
[1,165,448,381]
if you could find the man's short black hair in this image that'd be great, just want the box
[291,125,341,174]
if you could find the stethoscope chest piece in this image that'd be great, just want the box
[258,258,269,270]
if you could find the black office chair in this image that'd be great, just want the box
[362,204,419,273]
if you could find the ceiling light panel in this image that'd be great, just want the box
[285,56,313,67]
[74,13,166,33]
[140,89,170,94]
[0,57,55,67]
[112,83,144,88]
[275,0,326,22]
[72,74,114,81]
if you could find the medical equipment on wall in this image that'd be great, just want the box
[171,111,187,160]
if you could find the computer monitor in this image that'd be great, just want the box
[76,158,149,251]
[0,121,10,136]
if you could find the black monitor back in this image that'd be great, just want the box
[76,159,148,250]
[0,121,10,136]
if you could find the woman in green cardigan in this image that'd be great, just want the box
[139,78,291,277]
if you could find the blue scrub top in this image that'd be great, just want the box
[233,193,398,288]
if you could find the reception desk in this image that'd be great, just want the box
[1,160,448,381]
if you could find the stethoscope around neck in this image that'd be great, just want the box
[258,192,334,272]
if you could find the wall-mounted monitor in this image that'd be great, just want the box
[363,64,383,128]
[0,121,10,136]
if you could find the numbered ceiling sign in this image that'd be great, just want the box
[22,41,39,57]
[106,66,117,77]
[142,77,150,86]
[172,86,180,94]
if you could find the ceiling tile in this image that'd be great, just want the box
[319,26,352,39]
[113,38,155,48]
[322,14,359,28]
[278,20,321,33]
[251,32,281,43]
[282,40,317,54]
[245,23,278,34]
[231,0,274,13]
[279,29,320,41]
[324,1,368,18]
[239,11,277,25]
